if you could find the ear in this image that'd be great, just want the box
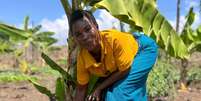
[96,23,99,29]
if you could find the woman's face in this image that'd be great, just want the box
[72,16,100,52]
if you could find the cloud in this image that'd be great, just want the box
[169,0,201,32]
[184,0,201,28]
[169,16,186,33]
[40,15,69,45]
[95,9,120,30]
[192,11,201,29]
[39,10,121,45]
[170,13,200,33]
[185,0,200,11]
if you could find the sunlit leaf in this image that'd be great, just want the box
[41,52,75,87]
[0,23,29,41]
[55,77,66,101]
[29,79,55,100]
[87,75,99,95]
[94,0,189,59]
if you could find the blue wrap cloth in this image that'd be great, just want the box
[105,32,158,101]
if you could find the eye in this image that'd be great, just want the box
[74,32,81,37]
[85,26,91,32]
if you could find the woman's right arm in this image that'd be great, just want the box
[74,84,88,101]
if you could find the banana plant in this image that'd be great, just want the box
[180,8,201,54]
[29,52,75,101]
[93,0,200,92]
[0,32,14,53]
[93,0,189,59]
[0,16,57,73]
[179,7,201,90]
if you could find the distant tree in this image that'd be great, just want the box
[0,16,57,73]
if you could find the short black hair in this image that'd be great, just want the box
[69,10,98,33]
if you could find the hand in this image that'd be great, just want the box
[87,88,102,101]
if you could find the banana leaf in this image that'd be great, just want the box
[55,77,66,101]
[28,79,55,100]
[41,52,76,88]
[94,0,189,59]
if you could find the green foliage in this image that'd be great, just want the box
[94,0,189,59]
[0,23,28,42]
[0,71,37,82]
[147,60,180,98]
[0,17,58,74]
[30,66,62,77]
[187,67,201,81]
[29,79,56,101]
[55,78,66,101]
[173,7,201,60]
[57,58,68,66]
[41,52,75,87]
[29,53,75,101]
[176,7,201,87]
[29,77,67,101]
[0,40,14,53]
[87,75,99,95]
[180,7,201,53]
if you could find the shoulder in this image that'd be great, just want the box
[100,29,136,46]
[100,29,134,40]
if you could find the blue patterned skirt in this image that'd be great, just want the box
[105,32,158,101]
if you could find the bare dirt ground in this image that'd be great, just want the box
[0,73,57,101]
[175,89,201,101]
[0,82,49,101]
[1,81,201,101]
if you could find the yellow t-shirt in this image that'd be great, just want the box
[77,29,138,85]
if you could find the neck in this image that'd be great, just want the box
[89,42,101,55]
[90,31,101,55]
[90,44,101,62]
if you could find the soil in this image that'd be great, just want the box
[0,82,49,101]
[0,73,57,101]
[174,89,201,101]
[1,81,201,101]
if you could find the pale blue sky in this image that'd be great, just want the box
[0,0,200,45]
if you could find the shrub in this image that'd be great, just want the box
[187,66,201,81]
[147,60,180,99]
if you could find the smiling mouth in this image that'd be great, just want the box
[82,40,95,49]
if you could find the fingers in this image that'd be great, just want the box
[92,96,96,101]
[96,97,100,101]
[87,95,99,101]
[87,95,94,101]
[88,95,92,101]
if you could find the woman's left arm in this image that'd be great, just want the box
[88,68,130,101]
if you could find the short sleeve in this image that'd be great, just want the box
[113,34,138,72]
[77,53,89,85]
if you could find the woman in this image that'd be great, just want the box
[70,10,158,101]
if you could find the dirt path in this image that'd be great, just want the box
[0,82,49,101]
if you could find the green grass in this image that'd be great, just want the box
[0,71,37,82]
[30,66,62,77]
[0,64,62,83]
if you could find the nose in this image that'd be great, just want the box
[79,32,88,42]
